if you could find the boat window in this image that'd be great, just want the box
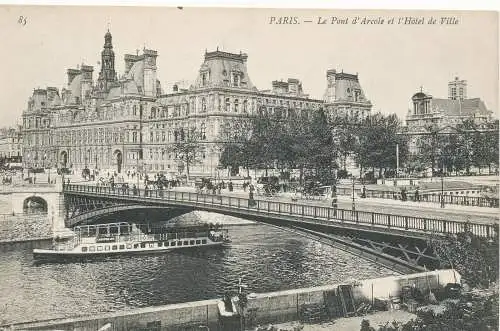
[97,246,103,251]
[170,241,175,246]
[89,246,96,252]
[112,245,118,250]
[196,240,201,245]
[158,242,163,247]
[190,240,195,245]
[183,240,189,245]
[119,245,125,250]
[134,244,139,249]
[202,239,207,244]
[149,243,154,248]
[177,241,182,246]
[140,243,146,248]
[105,245,110,251]
[126,244,132,249]
[81,247,88,252]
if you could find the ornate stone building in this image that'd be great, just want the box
[323,69,372,121]
[22,31,330,177]
[405,77,494,154]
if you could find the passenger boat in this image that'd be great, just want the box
[33,222,231,262]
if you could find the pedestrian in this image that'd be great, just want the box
[249,183,256,206]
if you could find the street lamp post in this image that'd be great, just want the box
[352,176,356,211]
[441,166,445,208]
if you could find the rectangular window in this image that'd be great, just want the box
[134,244,139,248]
[202,239,207,244]
[81,247,88,252]
[90,246,96,252]
[183,240,189,245]
[105,245,110,251]
[119,245,125,250]
[196,240,201,245]
[97,246,103,251]
[112,245,118,250]
[140,243,146,248]
[190,240,195,245]
[177,241,182,246]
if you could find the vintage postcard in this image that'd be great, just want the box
[0,5,498,331]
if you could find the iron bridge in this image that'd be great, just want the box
[63,184,498,274]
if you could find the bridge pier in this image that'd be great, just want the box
[9,181,73,238]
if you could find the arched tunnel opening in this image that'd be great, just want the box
[23,196,48,214]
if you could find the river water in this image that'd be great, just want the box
[0,213,397,325]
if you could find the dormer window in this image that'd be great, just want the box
[201,72,209,86]
[232,73,240,87]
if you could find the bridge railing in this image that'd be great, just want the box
[63,184,498,239]
[335,187,499,208]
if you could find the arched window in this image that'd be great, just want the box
[133,105,137,116]
[200,123,206,140]
[243,100,248,113]
[151,107,156,118]
[201,98,207,112]
[225,98,230,111]
[234,99,239,112]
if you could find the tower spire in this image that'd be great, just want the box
[97,29,117,94]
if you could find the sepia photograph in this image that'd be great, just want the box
[0,4,498,331]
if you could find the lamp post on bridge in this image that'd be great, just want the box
[441,160,445,208]
[352,176,356,211]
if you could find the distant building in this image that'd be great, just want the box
[405,77,494,154]
[323,69,372,121]
[0,126,23,162]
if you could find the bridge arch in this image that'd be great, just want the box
[23,196,48,213]
[68,204,194,227]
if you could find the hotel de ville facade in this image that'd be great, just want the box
[21,31,372,178]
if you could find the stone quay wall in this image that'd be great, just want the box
[0,213,51,243]
[4,269,460,331]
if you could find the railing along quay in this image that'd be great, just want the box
[63,184,498,239]
[336,187,499,208]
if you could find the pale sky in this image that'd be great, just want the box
[0,6,497,126]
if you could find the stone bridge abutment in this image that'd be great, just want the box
[7,183,67,235]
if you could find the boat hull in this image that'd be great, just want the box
[33,241,229,263]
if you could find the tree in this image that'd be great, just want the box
[169,127,205,181]
[355,113,408,178]
[305,109,338,182]
[329,115,359,171]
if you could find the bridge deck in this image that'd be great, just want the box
[64,184,498,239]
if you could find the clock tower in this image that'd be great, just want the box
[97,30,117,93]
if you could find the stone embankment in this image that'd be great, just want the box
[0,213,52,243]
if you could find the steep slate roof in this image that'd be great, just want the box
[431,98,489,116]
